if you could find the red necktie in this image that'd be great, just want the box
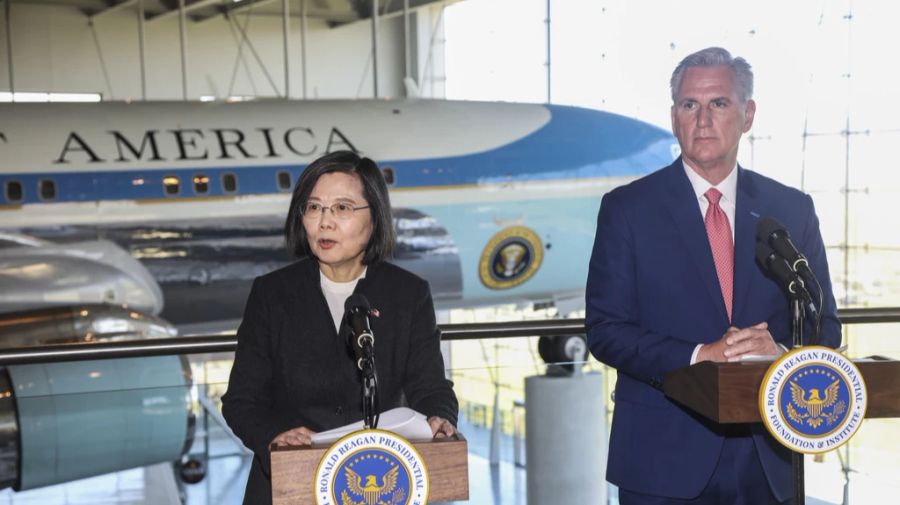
[705,188,734,321]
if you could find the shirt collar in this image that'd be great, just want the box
[682,159,738,206]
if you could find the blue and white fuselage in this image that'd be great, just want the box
[0,99,677,328]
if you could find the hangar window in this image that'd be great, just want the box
[277,171,292,191]
[5,180,23,202]
[163,175,180,196]
[0,91,101,103]
[382,167,395,185]
[222,173,238,193]
[193,174,209,194]
[39,179,57,200]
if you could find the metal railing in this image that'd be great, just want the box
[0,307,898,366]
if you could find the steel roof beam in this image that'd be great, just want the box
[146,0,219,22]
[89,0,139,20]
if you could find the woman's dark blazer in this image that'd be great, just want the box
[221,257,458,505]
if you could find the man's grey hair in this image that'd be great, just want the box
[670,47,754,103]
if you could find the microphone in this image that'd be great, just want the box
[345,293,375,371]
[755,241,818,319]
[756,217,813,278]
[345,293,380,429]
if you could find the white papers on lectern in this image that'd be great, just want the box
[310,407,433,445]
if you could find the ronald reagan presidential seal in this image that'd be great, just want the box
[315,430,429,505]
[759,346,867,454]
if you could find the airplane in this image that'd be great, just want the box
[0,98,677,492]
[0,99,678,331]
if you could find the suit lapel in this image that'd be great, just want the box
[290,258,341,343]
[732,167,761,325]
[662,160,730,325]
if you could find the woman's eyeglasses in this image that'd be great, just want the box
[302,201,370,220]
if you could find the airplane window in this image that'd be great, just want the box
[382,167,395,185]
[193,174,209,194]
[277,171,292,191]
[222,173,237,193]
[39,179,57,200]
[163,175,180,196]
[5,180,23,202]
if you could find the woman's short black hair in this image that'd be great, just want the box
[284,150,395,264]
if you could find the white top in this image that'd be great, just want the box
[320,267,367,333]
[683,162,737,365]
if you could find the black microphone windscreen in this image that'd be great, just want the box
[345,293,370,313]
[756,217,785,243]
[757,241,799,291]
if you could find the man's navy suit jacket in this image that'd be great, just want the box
[586,159,841,501]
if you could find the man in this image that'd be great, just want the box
[586,47,841,504]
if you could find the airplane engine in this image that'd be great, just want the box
[0,305,194,491]
[0,238,164,317]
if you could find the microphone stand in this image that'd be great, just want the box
[360,349,379,429]
[791,296,804,349]
[790,296,805,505]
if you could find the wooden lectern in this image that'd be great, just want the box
[663,357,900,424]
[270,435,469,505]
[663,357,900,503]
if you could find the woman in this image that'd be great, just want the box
[221,151,458,504]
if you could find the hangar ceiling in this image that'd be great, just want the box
[16,0,448,25]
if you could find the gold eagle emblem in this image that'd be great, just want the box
[340,464,407,505]
[787,379,846,429]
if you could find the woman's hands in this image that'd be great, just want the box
[271,426,317,447]
[427,416,457,439]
